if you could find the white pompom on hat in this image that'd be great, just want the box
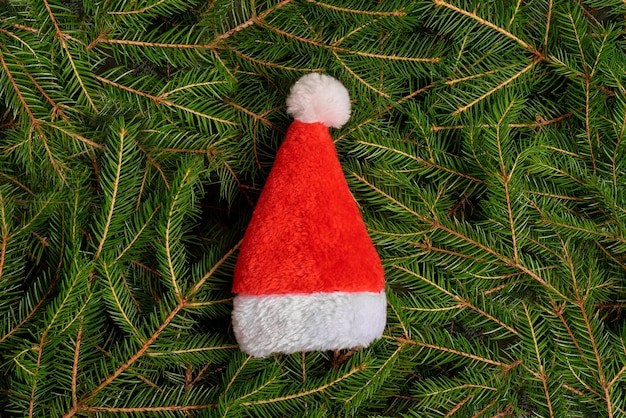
[286,73,351,128]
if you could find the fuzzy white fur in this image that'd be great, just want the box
[232,291,386,357]
[286,73,351,128]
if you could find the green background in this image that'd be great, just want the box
[1,0,625,416]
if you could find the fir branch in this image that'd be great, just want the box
[102,262,146,343]
[336,83,436,141]
[0,28,37,57]
[146,345,238,356]
[115,204,161,261]
[0,51,66,183]
[72,240,240,412]
[344,345,403,404]
[0,276,57,344]
[422,383,498,398]
[187,240,241,297]
[228,47,324,71]
[256,20,440,63]
[0,172,34,195]
[94,127,127,261]
[388,296,410,338]
[107,0,175,15]
[387,336,520,370]
[544,0,553,48]
[432,0,539,57]
[357,140,486,184]
[470,394,500,418]
[445,65,517,86]
[222,98,280,130]
[396,265,519,336]
[28,337,43,418]
[20,67,69,122]
[70,324,82,409]
[444,390,476,417]
[333,51,389,97]
[496,101,520,263]
[522,301,555,418]
[90,0,293,50]
[77,404,217,413]
[305,0,406,17]
[41,0,96,111]
[451,63,535,116]
[94,75,237,126]
[241,364,366,406]
[508,0,523,27]
[159,81,228,99]
[0,195,7,280]
[0,27,38,61]
[164,166,193,301]
[577,298,612,416]
[76,303,185,408]
[430,111,574,131]
[90,37,220,50]
[41,122,103,149]
[354,173,569,300]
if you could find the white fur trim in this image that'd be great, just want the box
[232,291,386,357]
[286,73,351,128]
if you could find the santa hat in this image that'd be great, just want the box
[232,73,386,358]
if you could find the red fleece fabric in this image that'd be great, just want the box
[233,121,385,296]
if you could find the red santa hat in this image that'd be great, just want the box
[231,73,386,357]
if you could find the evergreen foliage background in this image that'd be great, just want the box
[1,0,625,416]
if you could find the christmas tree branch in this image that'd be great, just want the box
[305,0,406,17]
[333,51,389,98]
[0,51,67,183]
[336,83,436,141]
[70,324,82,410]
[357,141,486,184]
[228,48,323,71]
[241,364,366,406]
[42,0,96,111]
[431,111,574,131]
[387,336,521,370]
[102,262,146,343]
[355,173,569,300]
[78,404,217,413]
[115,204,161,261]
[496,101,520,263]
[257,20,440,63]
[432,0,539,56]
[544,0,553,48]
[451,63,534,116]
[344,345,404,404]
[396,266,519,336]
[522,302,555,418]
[94,127,126,261]
[95,75,237,125]
[107,0,174,15]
